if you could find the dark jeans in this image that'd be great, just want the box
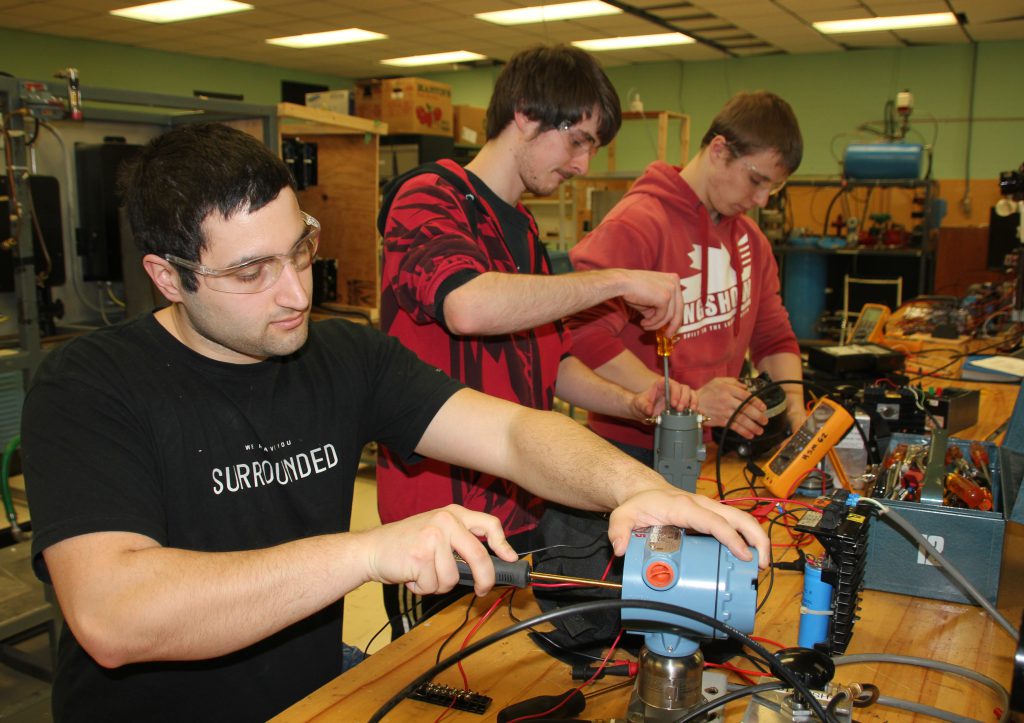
[341,642,368,671]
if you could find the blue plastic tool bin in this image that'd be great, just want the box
[864,433,1024,606]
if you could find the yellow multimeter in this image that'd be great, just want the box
[846,303,891,345]
[763,398,855,499]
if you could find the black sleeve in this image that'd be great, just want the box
[433,268,480,330]
[342,323,465,462]
[22,347,167,583]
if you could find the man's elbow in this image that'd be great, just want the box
[65,608,150,669]
[443,295,490,336]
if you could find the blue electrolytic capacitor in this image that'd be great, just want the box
[798,557,833,649]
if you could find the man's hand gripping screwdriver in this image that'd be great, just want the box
[453,554,621,591]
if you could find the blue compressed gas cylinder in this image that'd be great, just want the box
[844,143,924,180]
[783,252,826,340]
[798,557,833,649]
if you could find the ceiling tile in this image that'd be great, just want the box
[968,18,1024,40]
[864,0,948,13]
[0,0,1020,79]
[951,0,1024,24]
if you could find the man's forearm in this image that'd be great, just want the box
[418,389,669,512]
[416,389,770,565]
[46,531,371,667]
[757,352,804,418]
[443,269,632,336]
[506,406,669,509]
[593,349,663,393]
[554,356,642,421]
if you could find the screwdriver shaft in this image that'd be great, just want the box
[528,570,623,590]
[663,353,671,410]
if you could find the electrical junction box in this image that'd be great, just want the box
[923,387,981,433]
[806,343,904,375]
[864,433,1024,606]
[75,141,144,281]
[863,385,980,436]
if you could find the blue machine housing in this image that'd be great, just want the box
[843,143,924,180]
[622,526,759,656]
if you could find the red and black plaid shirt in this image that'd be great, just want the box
[377,160,569,536]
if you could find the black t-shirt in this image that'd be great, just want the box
[22,314,462,722]
[464,169,533,273]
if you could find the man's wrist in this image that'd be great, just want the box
[598,268,631,300]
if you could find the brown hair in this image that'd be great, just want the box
[700,91,803,173]
[485,44,621,145]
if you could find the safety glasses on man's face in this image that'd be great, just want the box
[557,120,599,159]
[164,212,320,294]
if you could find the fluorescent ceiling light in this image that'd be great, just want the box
[573,33,694,51]
[266,28,387,48]
[476,1,620,26]
[813,12,957,34]
[111,0,252,23]
[381,51,487,67]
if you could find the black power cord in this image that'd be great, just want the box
[366,598,839,722]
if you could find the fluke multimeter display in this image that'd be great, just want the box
[764,398,855,499]
[846,303,890,345]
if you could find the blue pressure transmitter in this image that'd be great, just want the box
[621,525,759,657]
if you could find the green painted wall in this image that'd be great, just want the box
[426,40,1024,182]
[1,27,1021,181]
[0,27,350,104]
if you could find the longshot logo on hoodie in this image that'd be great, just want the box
[676,233,753,339]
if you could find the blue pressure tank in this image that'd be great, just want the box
[783,251,826,340]
[843,143,924,180]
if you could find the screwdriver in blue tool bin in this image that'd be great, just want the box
[454,555,621,590]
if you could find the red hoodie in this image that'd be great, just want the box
[568,161,798,449]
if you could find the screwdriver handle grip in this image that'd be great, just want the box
[455,555,531,588]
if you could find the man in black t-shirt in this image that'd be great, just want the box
[21,122,768,722]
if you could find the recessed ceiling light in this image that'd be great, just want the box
[572,33,694,51]
[813,12,958,34]
[266,28,387,48]
[381,51,487,68]
[476,1,620,26]
[111,0,252,23]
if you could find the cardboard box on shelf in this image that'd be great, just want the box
[453,105,487,146]
[304,89,351,115]
[354,77,452,136]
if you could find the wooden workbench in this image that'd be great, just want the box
[273,382,1022,722]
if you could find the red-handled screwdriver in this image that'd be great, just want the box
[969,441,994,488]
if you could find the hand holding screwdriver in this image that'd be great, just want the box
[454,554,530,589]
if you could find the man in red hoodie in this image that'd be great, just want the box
[568,91,805,466]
